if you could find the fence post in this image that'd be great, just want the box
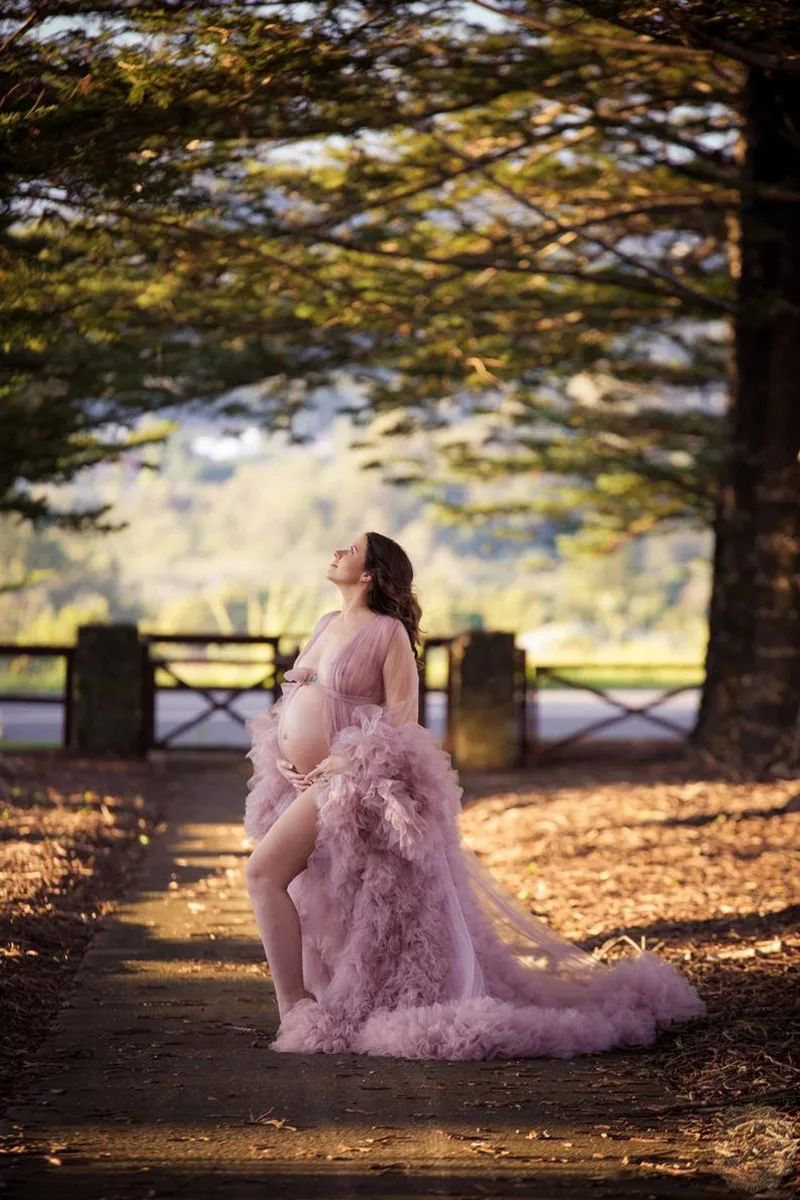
[139,639,155,755]
[450,630,518,769]
[527,663,540,764]
[419,645,429,730]
[71,623,145,757]
[62,648,75,750]
[514,645,528,767]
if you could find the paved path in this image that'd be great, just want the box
[1,762,729,1199]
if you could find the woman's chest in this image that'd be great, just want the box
[305,622,374,675]
[305,633,353,678]
[302,620,387,697]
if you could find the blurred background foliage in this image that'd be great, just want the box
[0,411,711,669]
[3,1,798,768]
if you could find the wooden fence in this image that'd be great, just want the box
[0,636,702,761]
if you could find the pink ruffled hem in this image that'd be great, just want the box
[273,950,704,1060]
[245,703,706,1062]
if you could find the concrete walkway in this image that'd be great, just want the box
[1,762,730,1199]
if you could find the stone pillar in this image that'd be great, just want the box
[71,623,145,757]
[450,630,518,769]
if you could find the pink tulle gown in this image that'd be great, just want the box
[244,610,705,1059]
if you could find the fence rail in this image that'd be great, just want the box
[140,633,301,750]
[0,643,75,748]
[142,633,458,752]
[527,663,702,762]
[0,634,703,762]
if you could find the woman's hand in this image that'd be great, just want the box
[304,754,348,786]
[276,758,309,792]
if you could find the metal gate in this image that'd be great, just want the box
[139,631,464,754]
[526,663,699,762]
[140,633,301,750]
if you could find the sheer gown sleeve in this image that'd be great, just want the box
[325,617,458,864]
[382,619,420,727]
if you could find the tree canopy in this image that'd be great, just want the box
[1,3,402,523]
[4,1,735,542]
[4,1,800,770]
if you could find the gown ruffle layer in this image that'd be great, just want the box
[244,701,705,1061]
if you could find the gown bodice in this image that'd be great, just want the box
[275,611,420,771]
[280,610,418,740]
[244,608,706,1062]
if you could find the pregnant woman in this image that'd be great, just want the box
[244,531,705,1059]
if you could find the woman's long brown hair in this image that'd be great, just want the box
[364,531,423,668]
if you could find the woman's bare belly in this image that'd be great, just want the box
[277,682,330,776]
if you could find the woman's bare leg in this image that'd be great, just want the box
[245,781,324,1019]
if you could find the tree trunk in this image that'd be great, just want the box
[694,68,800,777]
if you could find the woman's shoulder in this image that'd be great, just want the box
[359,610,400,632]
[306,610,339,641]
[383,615,414,652]
[366,612,403,651]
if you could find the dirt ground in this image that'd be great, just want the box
[458,761,800,1120]
[0,752,167,1109]
[0,749,797,1197]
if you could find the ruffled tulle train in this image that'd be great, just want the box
[244,702,705,1060]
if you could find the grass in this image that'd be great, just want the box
[0,647,706,696]
[0,665,66,695]
[531,664,704,691]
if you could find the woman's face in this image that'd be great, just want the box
[327,532,369,587]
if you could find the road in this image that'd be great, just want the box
[0,687,700,750]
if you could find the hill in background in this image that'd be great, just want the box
[1,415,711,663]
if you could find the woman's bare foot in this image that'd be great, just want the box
[281,988,317,1019]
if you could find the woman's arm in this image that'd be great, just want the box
[316,620,456,862]
[382,618,420,727]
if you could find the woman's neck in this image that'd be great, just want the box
[337,587,372,622]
